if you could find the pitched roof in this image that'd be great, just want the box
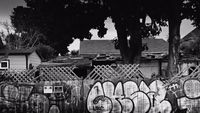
[80,40,119,55]
[40,56,91,67]
[0,48,36,55]
[80,38,168,55]
[142,38,168,53]
[180,27,200,50]
[181,27,200,41]
[180,27,200,57]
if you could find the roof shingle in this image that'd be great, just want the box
[80,39,168,55]
[0,48,35,55]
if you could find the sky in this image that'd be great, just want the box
[68,18,195,51]
[0,0,196,51]
[0,0,25,22]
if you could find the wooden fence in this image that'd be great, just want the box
[1,66,80,83]
[0,64,200,113]
[85,64,143,81]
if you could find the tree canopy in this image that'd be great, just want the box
[11,0,108,55]
[11,0,160,61]
[143,0,200,77]
[11,0,200,77]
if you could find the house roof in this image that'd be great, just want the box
[180,27,200,58]
[40,56,91,67]
[79,38,168,55]
[80,40,120,55]
[142,38,168,53]
[181,27,200,42]
[180,27,200,50]
[0,48,36,55]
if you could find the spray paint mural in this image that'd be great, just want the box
[175,79,200,113]
[0,80,82,113]
[1,78,200,113]
[87,80,172,113]
[87,78,200,113]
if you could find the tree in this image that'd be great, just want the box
[144,0,200,77]
[11,0,108,55]
[99,0,162,63]
[71,50,79,56]
[180,28,200,57]
[0,21,45,50]
[0,22,14,60]
[11,0,160,63]
[36,44,56,61]
[0,21,56,61]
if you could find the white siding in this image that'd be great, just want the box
[28,51,41,68]
[7,55,27,70]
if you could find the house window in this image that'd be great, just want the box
[0,61,9,69]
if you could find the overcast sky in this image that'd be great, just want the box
[0,0,196,51]
[0,0,25,22]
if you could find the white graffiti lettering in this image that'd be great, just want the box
[87,80,172,113]
[178,79,200,113]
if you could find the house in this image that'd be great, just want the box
[80,38,168,58]
[39,55,92,77]
[180,27,200,75]
[0,49,42,70]
[180,27,200,55]
[79,38,169,78]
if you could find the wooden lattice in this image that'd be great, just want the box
[189,65,200,78]
[40,66,80,81]
[85,65,119,81]
[116,64,144,79]
[1,66,80,83]
[164,64,200,87]
[85,64,144,81]
[2,69,38,83]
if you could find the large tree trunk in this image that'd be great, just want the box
[167,0,182,78]
[129,30,142,64]
[129,18,142,64]
[114,18,142,64]
[167,19,181,78]
[114,19,130,63]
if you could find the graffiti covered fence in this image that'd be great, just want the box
[0,66,83,113]
[85,64,200,113]
[85,64,170,113]
[1,64,200,113]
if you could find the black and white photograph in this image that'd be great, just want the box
[0,0,200,113]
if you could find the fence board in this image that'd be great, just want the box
[1,64,200,113]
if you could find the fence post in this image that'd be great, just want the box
[80,77,85,113]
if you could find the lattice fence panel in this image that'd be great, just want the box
[164,64,200,87]
[2,69,38,83]
[1,66,80,83]
[85,65,119,81]
[39,66,80,81]
[85,64,143,81]
[115,64,144,79]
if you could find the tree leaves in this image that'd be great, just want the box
[11,0,109,55]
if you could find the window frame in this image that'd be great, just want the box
[0,60,9,70]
